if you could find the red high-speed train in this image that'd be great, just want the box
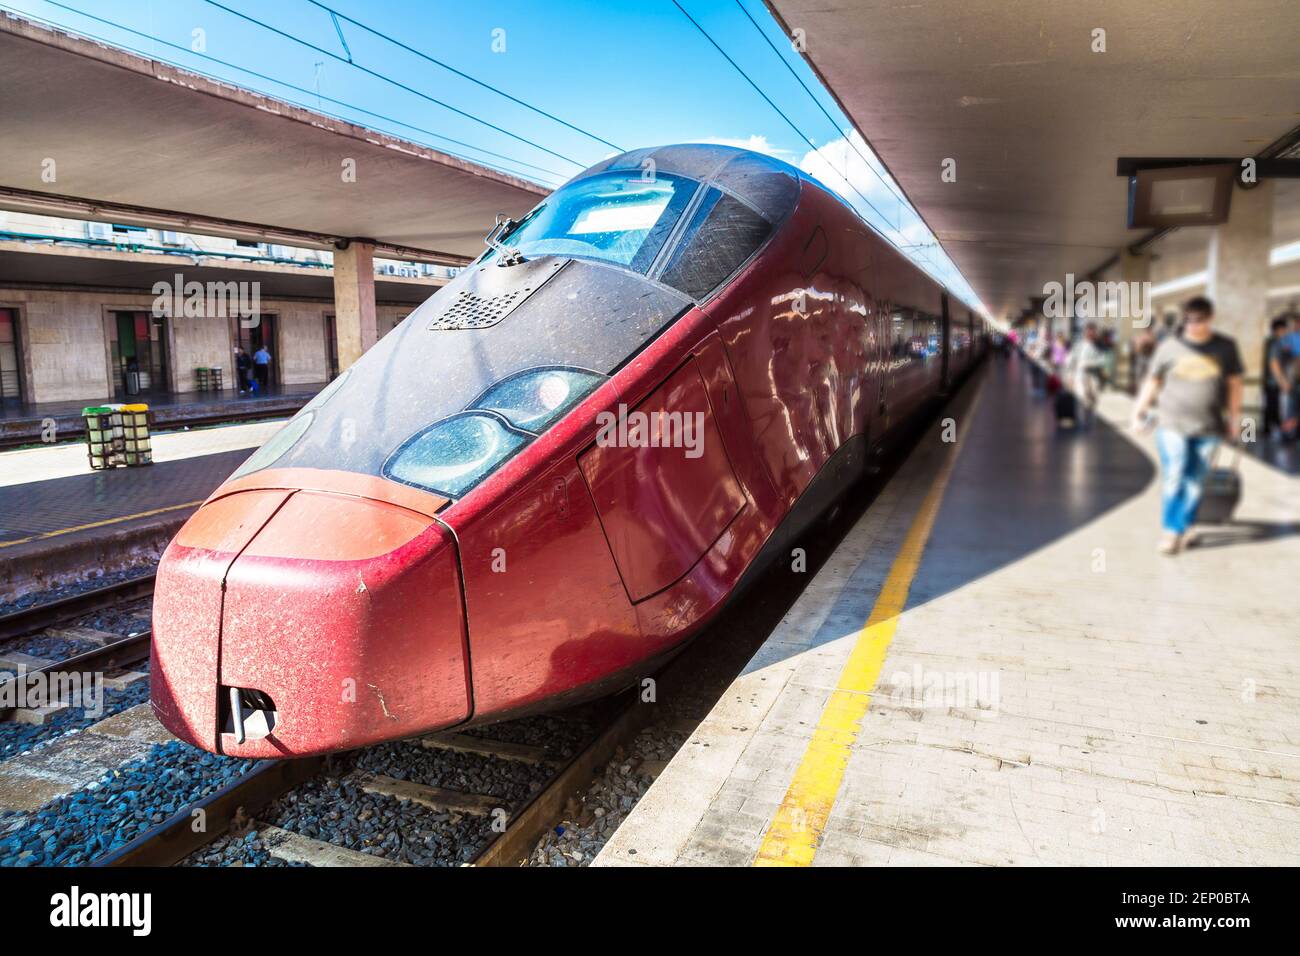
[151,145,988,757]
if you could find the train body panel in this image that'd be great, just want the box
[578,356,747,603]
[449,452,643,719]
[151,489,292,752]
[216,493,468,757]
[151,144,990,756]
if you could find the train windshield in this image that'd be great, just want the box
[489,171,698,273]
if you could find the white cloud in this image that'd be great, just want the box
[798,129,904,230]
[696,134,795,159]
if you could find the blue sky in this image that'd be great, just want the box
[4,0,984,310]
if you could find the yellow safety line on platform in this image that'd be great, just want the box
[753,378,986,867]
[0,500,205,550]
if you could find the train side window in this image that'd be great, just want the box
[659,188,772,302]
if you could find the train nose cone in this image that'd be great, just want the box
[151,484,469,757]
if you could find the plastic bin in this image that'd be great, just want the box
[120,403,152,467]
[83,404,125,470]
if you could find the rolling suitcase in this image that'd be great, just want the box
[1054,388,1076,425]
[1196,447,1241,525]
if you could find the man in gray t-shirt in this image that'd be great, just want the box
[1131,296,1243,555]
[1147,332,1243,436]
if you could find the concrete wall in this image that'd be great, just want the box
[1269,260,1300,311]
[0,288,121,402]
[377,305,410,339]
[169,313,232,392]
[276,307,330,385]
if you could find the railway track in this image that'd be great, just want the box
[92,692,650,868]
[0,569,656,869]
[0,573,156,643]
[0,630,152,722]
[0,574,155,722]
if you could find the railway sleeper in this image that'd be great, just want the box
[351,771,502,817]
[44,626,118,646]
[418,732,559,766]
[255,823,411,868]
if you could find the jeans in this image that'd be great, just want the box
[1155,428,1219,535]
[1281,388,1299,435]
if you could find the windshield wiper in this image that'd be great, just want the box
[484,213,527,266]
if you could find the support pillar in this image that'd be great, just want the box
[1207,180,1273,409]
[1117,249,1151,392]
[332,240,378,371]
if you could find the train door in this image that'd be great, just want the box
[110,310,168,396]
[0,308,21,405]
[579,353,747,605]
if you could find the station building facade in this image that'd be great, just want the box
[0,211,454,407]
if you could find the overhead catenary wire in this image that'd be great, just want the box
[305,0,624,154]
[668,0,894,228]
[17,0,570,185]
[731,1,982,305]
[201,0,586,169]
[732,0,912,214]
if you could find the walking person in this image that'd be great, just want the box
[1132,330,1158,393]
[1029,333,1049,389]
[253,343,272,394]
[1069,323,1108,427]
[1050,332,1070,371]
[1130,296,1243,555]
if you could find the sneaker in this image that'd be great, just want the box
[1157,532,1181,555]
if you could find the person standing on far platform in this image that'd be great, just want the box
[234,346,252,396]
[1267,313,1300,440]
[1130,296,1243,555]
[253,344,272,394]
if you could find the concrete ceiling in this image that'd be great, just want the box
[0,242,442,305]
[767,0,1300,319]
[0,13,547,265]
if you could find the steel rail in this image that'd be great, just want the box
[0,574,156,643]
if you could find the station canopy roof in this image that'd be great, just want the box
[0,241,440,304]
[0,12,548,266]
[767,0,1300,319]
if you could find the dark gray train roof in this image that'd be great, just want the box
[588,145,982,318]
[576,144,802,225]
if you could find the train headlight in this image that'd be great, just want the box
[383,412,528,499]
[473,367,605,433]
